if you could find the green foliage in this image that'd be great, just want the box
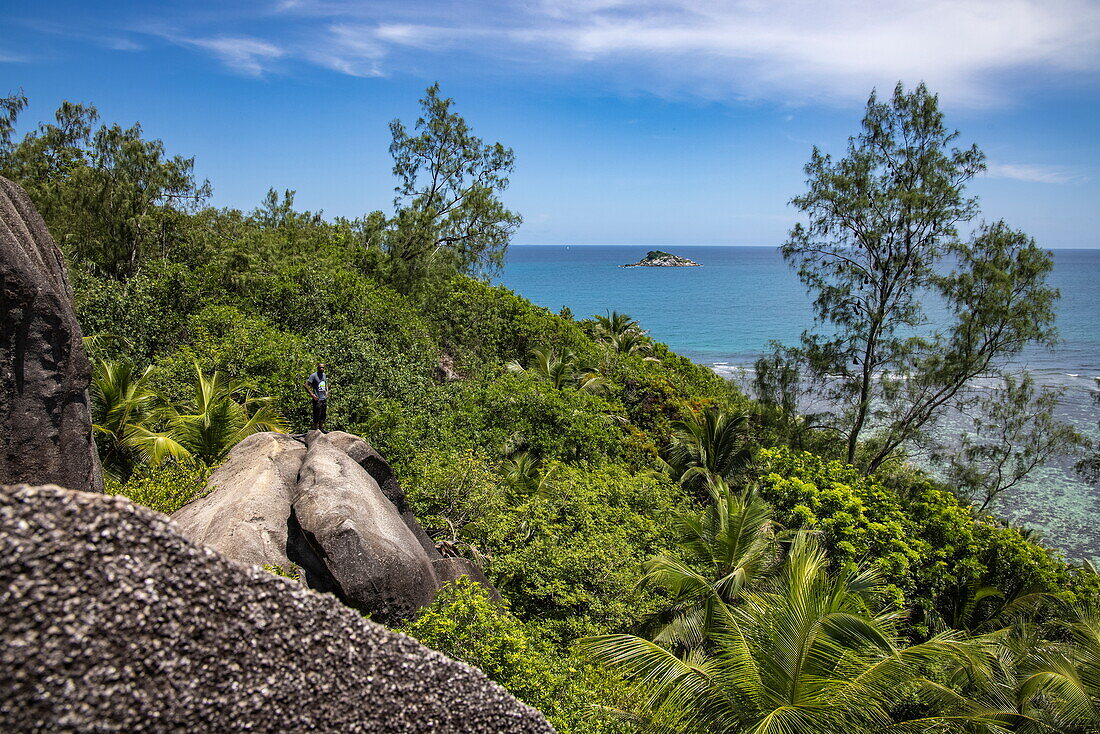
[507,346,609,394]
[402,449,510,547]
[72,261,204,364]
[399,578,558,710]
[156,362,288,464]
[385,83,521,289]
[662,406,754,494]
[0,97,210,278]
[404,453,689,642]
[104,459,211,515]
[91,355,288,471]
[91,357,159,480]
[583,535,994,734]
[767,82,1069,492]
[430,277,595,371]
[263,563,303,582]
[153,305,310,418]
[399,578,634,734]
[755,447,1100,633]
[639,481,779,651]
[477,372,626,463]
[472,463,687,641]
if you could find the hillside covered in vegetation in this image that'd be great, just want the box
[3,84,1099,733]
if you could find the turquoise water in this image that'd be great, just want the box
[499,245,1100,561]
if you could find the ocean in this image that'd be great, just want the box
[498,245,1100,562]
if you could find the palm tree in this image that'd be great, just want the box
[156,361,288,464]
[500,450,556,496]
[593,310,640,340]
[640,480,779,652]
[664,406,754,491]
[931,580,1052,635]
[583,536,1004,733]
[940,605,1100,734]
[609,329,652,356]
[507,346,608,394]
[90,358,159,479]
[1011,604,1100,732]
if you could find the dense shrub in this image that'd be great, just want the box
[755,447,1100,633]
[398,578,559,710]
[429,278,596,372]
[398,577,636,734]
[152,305,310,420]
[104,459,212,515]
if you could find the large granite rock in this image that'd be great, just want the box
[0,177,102,493]
[172,430,494,623]
[295,432,439,620]
[325,430,439,555]
[170,432,306,571]
[0,484,554,733]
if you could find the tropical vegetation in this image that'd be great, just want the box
[2,81,1097,732]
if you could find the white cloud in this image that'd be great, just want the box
[180,36,285,77]
[103,38,142,52]
[139,0,1100,104]
[303,24,386,76]
[984,162,1082,184]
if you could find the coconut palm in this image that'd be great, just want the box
[940,606,1100,734]
[90,358,160,479]
[664,406,754,491]
[583,536,1005,734]
[500,450,556,496]
[609,329,652,356]
[507,346,608,394]
[931,580,1053,635]
[1014,604,1100,732]
[640,480,779,652]
[593,310,640,340]
[155,361,288,464]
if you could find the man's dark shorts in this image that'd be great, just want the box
[312,398,327,425]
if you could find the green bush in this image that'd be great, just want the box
[398,577,634,734]
[429,278,596,372]
[471,462,688,641]
[755,447,1100,633]
[399,578,558,709]
[104,459,212,515]
[153,305,310,420]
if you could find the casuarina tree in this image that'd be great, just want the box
[384,83,521,289]
[757,82,1076,504]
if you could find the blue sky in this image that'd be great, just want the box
[3,0,1100,247]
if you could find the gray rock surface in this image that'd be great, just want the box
[0,484,554,733]
[0,176,102,493]
[296,432,440,620]
[172,430,495,623]
[326,430,439,555]
[170,431,306,571]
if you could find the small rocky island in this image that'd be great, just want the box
[623,250,701,267]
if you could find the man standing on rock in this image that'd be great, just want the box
[305,362,330,432]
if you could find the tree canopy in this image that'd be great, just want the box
[758,82,1075,504]
[384,83,521,288]
[1,93,210,278]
